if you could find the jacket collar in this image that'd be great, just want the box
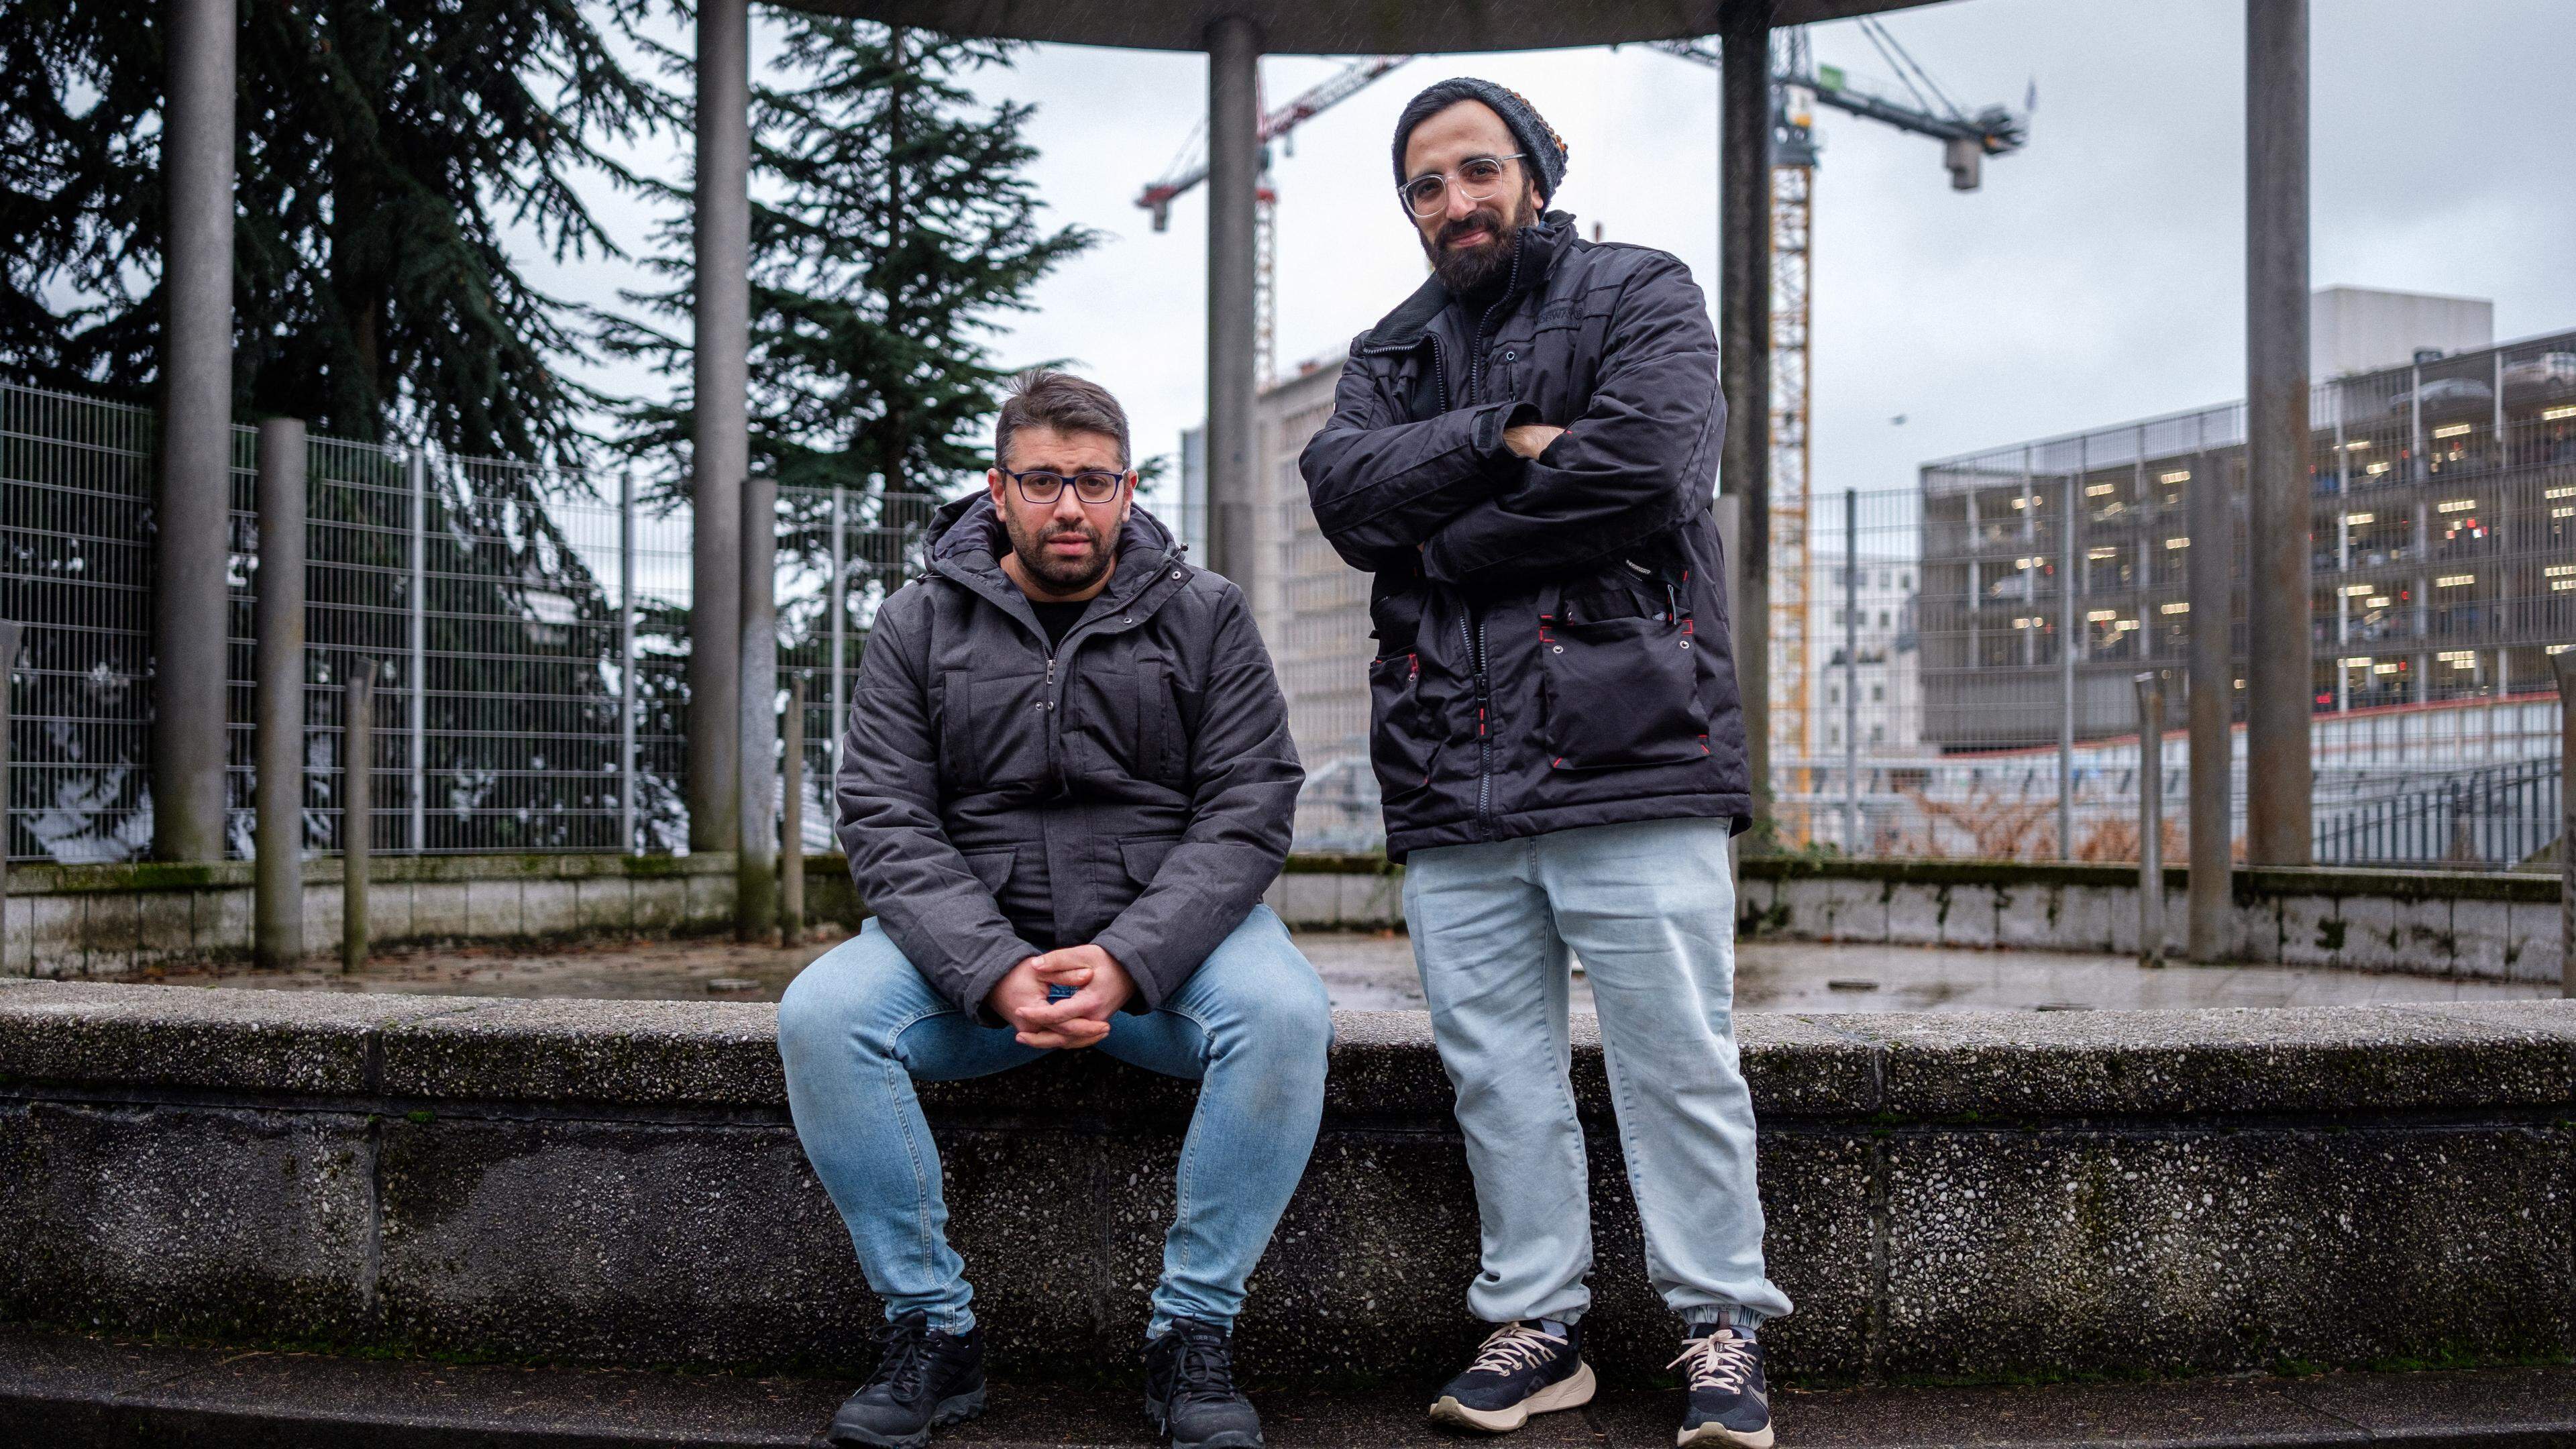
[922,492,1189,631]
[1358,209,1577,356]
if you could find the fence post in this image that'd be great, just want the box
[2136,669,2167,967]
[2188,450,2232,962]
[619,469,638,855]
[781,672,804,944]
[343,659,375,972]
[829,487,847,781]
[2059,470,2078,860]
[254,419,308,969]
[2555,649,2573,1000]
[1843,488,1860,855]
[737,471,779,942]
[407,449,427,853]
[1,619,15,975]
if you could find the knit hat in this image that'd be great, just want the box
[1390,78,1570,205]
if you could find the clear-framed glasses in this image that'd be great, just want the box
[1397,154,1527,218]
[1002,468,1130,506]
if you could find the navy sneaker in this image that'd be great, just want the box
[1671,1324,1772,1448]
[825,1312,986,1448]
[1428,1320,1595,1433]
[1144,1318,1264,1448]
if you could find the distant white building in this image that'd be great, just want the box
[1809,552,1925,759]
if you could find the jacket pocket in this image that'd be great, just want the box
[1536,604,1710,771]
[961,847,1016,895]
[1132,661,1201,787]
[1367,652,1440,799]
[1120,835,1180,889]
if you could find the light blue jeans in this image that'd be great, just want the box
[777,906,1331,1339]
[1403,816,1792,1331]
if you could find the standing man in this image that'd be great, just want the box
[1299,81,1788,1448]
[782,372,1327,1449]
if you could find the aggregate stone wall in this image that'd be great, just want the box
[2,981,2572,1388]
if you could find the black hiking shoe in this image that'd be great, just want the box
[1428,1320,1595,1433]
[825,1311,987,1448]
[1672,1324,1772,1448]
[1143,1318,1264,1448]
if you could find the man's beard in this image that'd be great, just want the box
[1424,197,1528,297]
[1002,511,1115,594]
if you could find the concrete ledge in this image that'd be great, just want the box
[3,981,2573,1388]
[7,1325,2575,1448]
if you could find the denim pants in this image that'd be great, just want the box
[1403,816,1792,1330]
[777,906,1331,1338]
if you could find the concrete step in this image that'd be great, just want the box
[3,1326,2572,1448]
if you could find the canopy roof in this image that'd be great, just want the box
[774,0,1943,54]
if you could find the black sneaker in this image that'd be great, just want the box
[1143,1318,1264,1448]
[1428,1320,1595,1434]
[1671,1324,1772,1448]
[825,1311,987,1448]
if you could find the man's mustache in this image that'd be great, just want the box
[1436,210,1507,249]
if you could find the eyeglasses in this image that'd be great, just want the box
[1002,468,1130,506]
[1397,154,1527,218]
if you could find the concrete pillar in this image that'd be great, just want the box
[152,0,239,863]
[1719,0,1776,829]
[2243,0,2314,865]
[2135,669,2167,967]
[736,470,778,942]
[780,672,804,944]
[252,419,307,969]
[2187,452,2233,962]
[690,0,749,852]
[1203,16,1260,585]
[342,659,374,973]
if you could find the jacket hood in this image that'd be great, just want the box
[1361,209,1576,354]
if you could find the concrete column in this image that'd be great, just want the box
[736,470,778,941]
[152,0,239,863]
[252,419,307,969]
[1203,16,1260,585]
[2243,0,2314,865]
[1719,0,1776,828]
[2187,452,2233,962]
[2135,669,2167,967]
[342,659,374,973]
[780,672,804,944]
[690,0,749,852]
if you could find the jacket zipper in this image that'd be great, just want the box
[1466,233,1528,405]
[1465,612,1493,836]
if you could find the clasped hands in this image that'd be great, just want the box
[987,943,1134,1051]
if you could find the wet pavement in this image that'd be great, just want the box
[113,928,2553,1014]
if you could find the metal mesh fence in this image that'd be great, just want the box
[3,379,957,862]
[7,364,2569,869]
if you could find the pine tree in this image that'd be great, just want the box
[0,0,659,463]
[600,16,1095,546]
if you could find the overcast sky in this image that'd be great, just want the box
[536,0,2576,514]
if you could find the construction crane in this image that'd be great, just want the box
[1654,22,2027,833]
[1138,54,1417,387]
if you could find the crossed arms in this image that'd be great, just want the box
[1299,253,1724,591]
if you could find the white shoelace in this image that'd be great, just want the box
[1468,1322,1566,1377]
[1668,1330,1758,1395]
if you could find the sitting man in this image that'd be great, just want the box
[779,370,1328,1449]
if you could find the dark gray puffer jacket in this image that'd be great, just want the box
[835,495,1301,1020]
[1299,211,1750,861]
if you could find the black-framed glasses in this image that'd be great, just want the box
[1398,153,1527,218]
[1002,468,1130,506]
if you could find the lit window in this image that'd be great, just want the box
[2436,574,2475,588]
[2159,470,2192,482]
[2344,511,2373,525]
[2430,423,2473,439]
[2161,602,2189,614]
[2436,498,2476,513]
[2165,537,2189,549]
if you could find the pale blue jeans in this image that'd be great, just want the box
[777,907,1331,1339]
[1403,816,1792,1331]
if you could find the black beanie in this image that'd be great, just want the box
[1390,78,1570,205]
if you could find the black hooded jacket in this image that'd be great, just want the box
[1298,211,1751,860]
[834,495,1301,1020]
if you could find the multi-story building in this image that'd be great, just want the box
[1917,304,2576,751]
[1812,553,1925,758]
